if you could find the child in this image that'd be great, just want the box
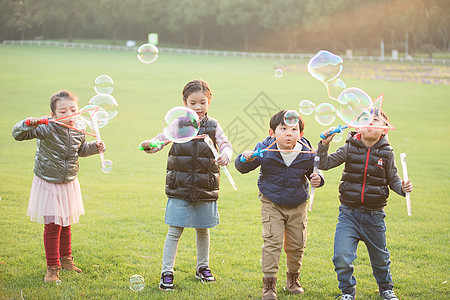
[317,109,413,300]
[12,90,105,283]
[139,79,233,291]
[234,110,324,300]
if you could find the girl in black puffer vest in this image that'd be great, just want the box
[140,79,233,291]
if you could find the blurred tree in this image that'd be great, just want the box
[217,0,261,51]
[258,0,305,52]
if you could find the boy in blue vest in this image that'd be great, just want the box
[317,109,413,300]
[235,109,324,300]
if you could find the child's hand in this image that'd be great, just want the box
[140,139,160,154]
[402,179,413,193]
[216,153,230,166]
[96,140,106,152]
[26,117,41,127]
[242,151,257,163]
[320,127,335,146]
[310,172,321,187]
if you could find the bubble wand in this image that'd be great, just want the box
[308,156,320,211]
[91,113,113,173]
[25,109,98,137]
[204,135,238,190]
[138,135,209,151]
[400,153,412,216]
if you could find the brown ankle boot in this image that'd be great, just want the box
[44,266,60,283]
[60,256,82,273]
[286,271,304,294]
[262,277,277,300]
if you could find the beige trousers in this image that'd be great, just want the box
[259,191,308,277]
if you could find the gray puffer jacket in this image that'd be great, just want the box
[12,119,99,183]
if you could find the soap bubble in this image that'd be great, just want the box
[163,107,199,143]
[336,88,373,127]
[101,160,113,173]
[79,105,109,129]
[89,94,118,120]
[299,100,316,115]
[315,103,336,126]
[129,275,145,292]
[284,110,299,126]
[94,75,114,95]
[308,50,343,83]
[332,132,343,142]
[325,78,346,100]
[137,43,159,64]
[274,68,284,78]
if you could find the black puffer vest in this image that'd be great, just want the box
[339,132,393,209]
[165,116,220,202]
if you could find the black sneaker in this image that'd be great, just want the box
[195,266,216,282]
[159,271,174,291]
[336,293,355,300]
[380,290,398,299]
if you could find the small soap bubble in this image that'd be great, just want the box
[137,43,159,64]
[101,160,113,173]
[94,75,114,95]
[274,68,284,78]
[332,132,343,142]
[129,275,144,292]
[283,110,300,126]
[299,100,316,115]
[315,103,336,126]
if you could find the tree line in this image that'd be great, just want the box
[1,0,449,57]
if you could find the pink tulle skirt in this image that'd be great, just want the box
[27,175,85,226]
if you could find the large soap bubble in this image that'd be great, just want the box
[325,78,346,100]
[308,50,343,83]
[94,75,114,95]
[299,99,316,115]
[336,88,373,127]
[315,103,336,126]
[89,94,118,120]
[137,43,159,64]
[163,107,199,143]
[79,105,109,129]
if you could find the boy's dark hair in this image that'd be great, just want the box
[270,109,305,132]
[50,90,78,113]
[373,108,389,125]
[182,79,212,102]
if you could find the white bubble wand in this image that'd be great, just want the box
[400,153,412,216]
[204,135,238,191]
[308,156,320,211]
[92,113,113,173]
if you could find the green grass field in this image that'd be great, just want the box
[0,45,449,299]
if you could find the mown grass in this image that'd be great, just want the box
[0,45,449,299]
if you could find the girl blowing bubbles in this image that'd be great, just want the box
[140,79,233,291]
[12,90,105,283]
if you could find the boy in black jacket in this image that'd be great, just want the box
[317,109,413,300]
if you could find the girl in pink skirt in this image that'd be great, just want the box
[12,90,105,283]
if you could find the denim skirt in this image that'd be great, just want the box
[164,197,219,228]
